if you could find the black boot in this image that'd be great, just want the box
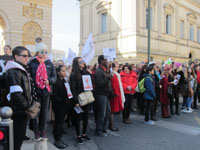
[54,140,67,149]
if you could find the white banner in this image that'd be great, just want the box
[81,33,95,64]
[67,47,76,65]
[103,48,116,61]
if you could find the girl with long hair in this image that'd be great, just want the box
[70,57,92,144]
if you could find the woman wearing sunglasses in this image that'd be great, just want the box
[28,42,57,141]
[70,57,93,144]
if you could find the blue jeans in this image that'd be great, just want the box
[95,95,110,132]
[187,97,193,108]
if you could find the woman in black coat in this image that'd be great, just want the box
[52,65,72,149]
[70,57,92,144]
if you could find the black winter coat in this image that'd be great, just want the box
[70,69,91,105]
[28,57,57,96]
[94,66,111,96]
[6,61,31,115]
[52,76,69,103]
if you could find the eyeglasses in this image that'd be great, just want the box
[40,51,48,54]
[18,54,30,58]
[78,60,84,64]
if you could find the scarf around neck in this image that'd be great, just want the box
[35,56,51,92]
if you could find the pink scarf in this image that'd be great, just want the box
[35,57,51,92]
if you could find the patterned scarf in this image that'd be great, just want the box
[35,57,51,92]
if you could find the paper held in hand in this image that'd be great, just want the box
[103,48,116,61]
[82,75,93,91]
[64,82,73,99]
[74,106,84,114]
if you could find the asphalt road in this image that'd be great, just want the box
[92,108,200,150]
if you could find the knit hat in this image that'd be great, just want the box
[174,62,181,68]
[148,62,155,66]
[35,42,48,52]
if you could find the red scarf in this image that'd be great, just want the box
[99,65,107,72]
[35,57,51,92]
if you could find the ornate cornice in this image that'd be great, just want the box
[164,3,174,15]
[19,0,52,7]
[186,0,200,8]
[23,3,43,21]
[96,0,112,13]
[187,12,197,24]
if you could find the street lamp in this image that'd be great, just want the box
[147,0,151,63]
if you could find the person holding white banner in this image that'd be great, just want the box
[52,65,73,149]
[70,57,93,144]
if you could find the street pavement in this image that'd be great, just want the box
[22,103,200,150]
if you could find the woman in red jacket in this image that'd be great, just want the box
[120,64,137,124]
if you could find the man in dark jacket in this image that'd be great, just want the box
[94,55,113,137]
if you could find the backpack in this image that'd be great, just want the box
[135,76,152,93]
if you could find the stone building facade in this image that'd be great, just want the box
[0,0,52,54]
[79,0,200,64]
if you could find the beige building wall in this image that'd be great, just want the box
[79,0,200,64]
[0,0,52,55]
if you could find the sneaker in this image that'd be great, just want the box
[77,137,84,144]
[183,108,192,113]
[35,132,41,141]
[82,135,92,141]
[144,120,154,125]
[181,108,185,112]
[40,131,48,141]
[189,108,193,112]
[54,140,67,149]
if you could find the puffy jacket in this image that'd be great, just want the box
[28,57,56,96]
[143,74,156,100]
[5,61,31,115]
[70,69,91,105]
[120,71,137,94]
[94,66,111,96]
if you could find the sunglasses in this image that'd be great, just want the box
[40,51,48,54]
[18,54,30,58]
[78,60,85,64]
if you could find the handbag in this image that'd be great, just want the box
[25,102,41,119]
[78,91,95,106]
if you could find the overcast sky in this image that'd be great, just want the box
[52,0,80,55]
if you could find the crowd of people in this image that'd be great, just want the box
[0,42,200,150]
